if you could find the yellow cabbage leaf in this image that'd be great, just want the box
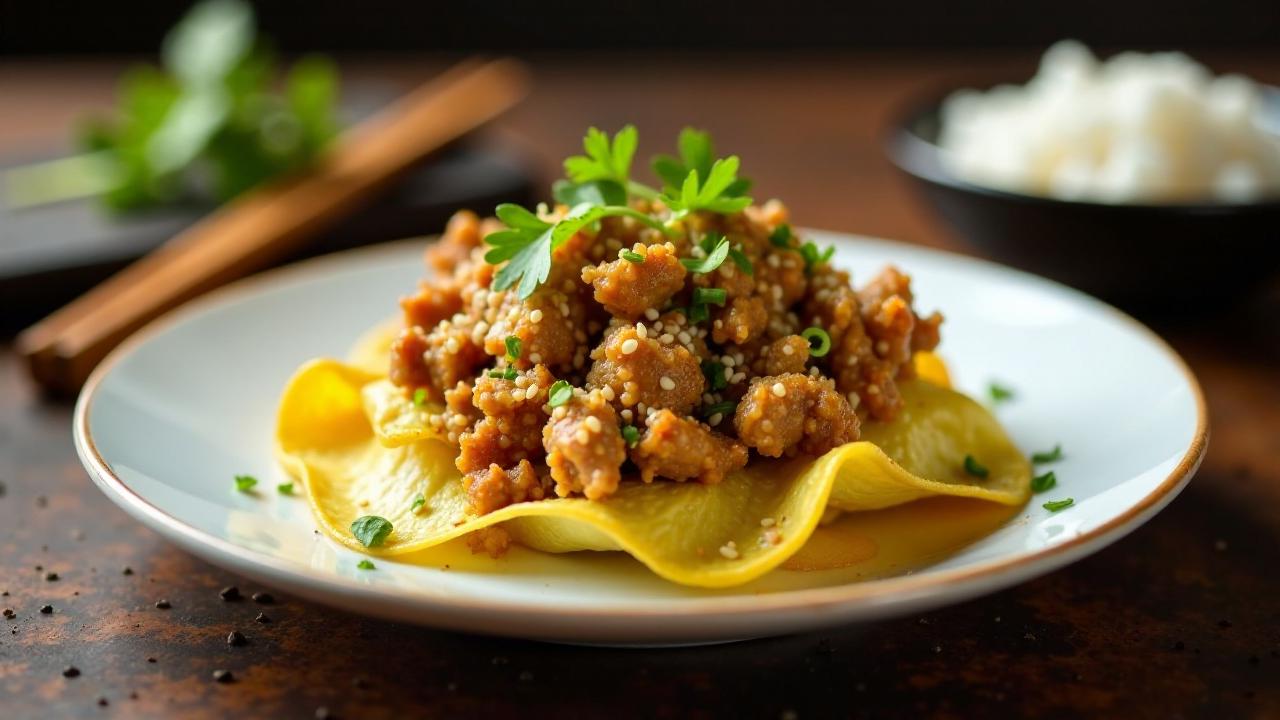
[276,357,1029,588]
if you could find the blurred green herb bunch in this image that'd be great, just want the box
[9,0,339,211]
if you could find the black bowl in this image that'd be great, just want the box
[887,94,1280,309]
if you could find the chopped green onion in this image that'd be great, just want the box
[234,475,258,493]
[410,493,426,512]
[963,455,989,479]
[357,559,376,570]
[693,287,727,306]
[621,250,645,263]
[350,516,393,548]
[488,368,518,381]
[1032,444,1063,464]
[688,302,710,323]
[1031,471,1057,493]
[988,382,1015,403]
[801,327,831,357]
[620,425,641,447]
[701,359,728,391]
[768,224,792,248]
[1042,498,1074,512]
[703,401,737,419]
[505,335,522,361]
[728,246,753,275]
[548,380,573,408]
[276,482,294,495]
[412,387,428,406]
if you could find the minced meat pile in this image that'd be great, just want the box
[389,199,942,516]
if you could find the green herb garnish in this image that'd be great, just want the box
[410,493,426,512]
[693,287,727,307]
[505,335,522,361]
[547,380,573,408]
[688,302,710,324]
[1031,471,1057,493]
[488,368,519,381]
[798,241,835,274]
[620,425,641,447]
[621,250,646,264]
[652,127,752,198]
[680,234,730,274]
[701,359,728,391]
[659,156,752,220]
[988,382,1015,403]
[9,0,340,213]
[801,327,831,357]
[276,482,294,495]
[1032,444,1064,464]
[357,559,376,570]
[412,387,428,406]
[1043,498,1074,512]
[703,401,737,419]
[962,455,989,479]
[563,125,638,190]
[768,224,793,248]
[728,246,754,275]
[233,474,257,493]
[350,516,393,548]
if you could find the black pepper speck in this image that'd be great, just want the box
[254,613,271,624]
[63,666,80,678]
[122,567,133,576]
[97,697,108,707]
[219,586,241,601]
[40,605,53,614]
[155,600,171,609]
[315,708,333,720]
[251,592,275,604]
[45,572,59,582]
[227,631,246,647]
[212,669,234,683]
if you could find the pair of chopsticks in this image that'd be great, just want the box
[18,58,530,395]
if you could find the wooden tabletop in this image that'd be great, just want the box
[2,53,1279,719]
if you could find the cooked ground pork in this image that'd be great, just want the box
[390,194,941,515]
[633,410,748,484]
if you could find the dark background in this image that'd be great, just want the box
[2,0,1279,54]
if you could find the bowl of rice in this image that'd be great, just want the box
[888,40,1280,307]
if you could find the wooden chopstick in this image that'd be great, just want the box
[18,57,531,395]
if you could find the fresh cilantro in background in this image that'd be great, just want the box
[798,241,835,275]
[1032,444,1064,464]
[547,380,574,408]
[768,224,793,248]
[962,455,989,479]
[659,156,752,220]
[1031,471,1057,493]
[6,0,340,212]
[233,474,258,492]
[276,481,294,495]
[988,382,1016,403]
[1043,498,1074,512]
[357,559,376,570]
[350,516,393,548]
[564,125,638,189]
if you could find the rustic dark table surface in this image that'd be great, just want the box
[2,53,1279,719]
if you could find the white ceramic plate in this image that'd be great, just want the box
[75,233,1206,645]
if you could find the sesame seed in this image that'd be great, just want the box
[677,331,692,344]
[553,406,568,419]
[444,337,460,353]
[782,344,795,356]
[530,309,544,323]
[868,384,881,395]
[713,320,724,330]
[601,386,616,401]
[621,339,639,355]
[576,429,590,444]
[760,517,776,527]
[559,302,571,317]
[636,323,648,339]
[848,392,861,409]
[719,544,739,559]
[762,419,774,432]
[621,409,633,422]
[644,308,660,321]
[585,416,602,432]
[659,376,676,391]
[525,384,540,400]
[772,285,783,300]
[721,355,735,368]
[529,352,542,364]
[659,333,675,344]
[767,254,781,268]
[731,371,746,384]
[709,413,724,426]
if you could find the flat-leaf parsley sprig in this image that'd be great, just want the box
[652,127,752,199]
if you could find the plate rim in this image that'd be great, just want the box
[73,234,1209,622]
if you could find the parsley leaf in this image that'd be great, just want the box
[660,156,753,220]
[410,493,426,512]
[621,250,645,263]
[357,559,376,570]
[547,380,574,408]
[652,127,752,198]
[552,178,628,208]
[233,474,257,493]
[564,125,638,187]
[768,224,793,248]
[701,359,728,391]
[963,455,989,479]
[680,234,730,273]
[1032,444,1064,464]
[350,516,393,548]
[799,241,836,274]
[505,335,522,362]
[1043,498,1074,512]
[728,246,754,275]
[486,202,668,299]
[1031,471,1057,493]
